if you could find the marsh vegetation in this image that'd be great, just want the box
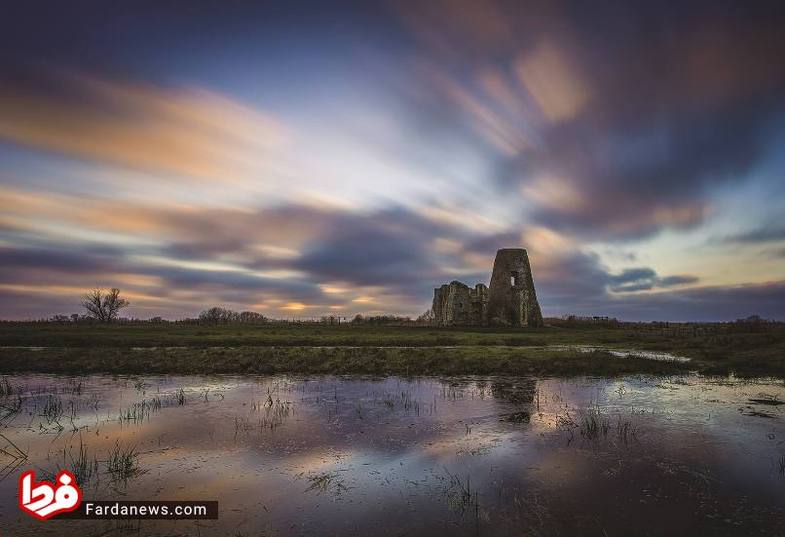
[2,321,784,377]
[0,373,784,535]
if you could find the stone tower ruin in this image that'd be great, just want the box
[486,248,543,328]
[432,248,543,328]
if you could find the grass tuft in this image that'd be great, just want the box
[106,441,142,484]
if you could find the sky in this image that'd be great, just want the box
[1,0,785,321]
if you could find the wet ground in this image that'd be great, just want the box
[1,373,784,536]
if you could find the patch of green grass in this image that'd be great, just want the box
[0,323,783,376]
[0,321,712,349]
[0,345,692,376]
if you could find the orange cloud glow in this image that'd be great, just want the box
[0,76,286,182]
[514,40,589,123]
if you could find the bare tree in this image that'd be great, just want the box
[416,308,435,325]
[198,306,241,324]
[81,288,130,322]
[238,311,267,324]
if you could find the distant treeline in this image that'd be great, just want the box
[552,313,784,334]
[3,311,783,333]
[10,308,417,326]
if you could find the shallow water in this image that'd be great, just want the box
[548,344,692,362]
[1,373,784,536]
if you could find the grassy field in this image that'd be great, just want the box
[0,322,783,376]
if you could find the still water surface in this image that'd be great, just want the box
[1,373,784,536]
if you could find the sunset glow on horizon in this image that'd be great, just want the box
[1,1,785,321]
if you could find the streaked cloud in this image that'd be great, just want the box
[0,75,286,183]
[0,1,784,320]
[514,40,589,123]
[608,268,699,293]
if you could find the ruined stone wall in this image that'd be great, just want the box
[471,283,488,324]
[432,248,542,328]
[432,281,488,326]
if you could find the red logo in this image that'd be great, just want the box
[19,470,82,520]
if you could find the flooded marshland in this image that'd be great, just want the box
[1,373,785,536]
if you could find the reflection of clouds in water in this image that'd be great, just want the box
[528,376,785,498]
[2,374,785,536]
